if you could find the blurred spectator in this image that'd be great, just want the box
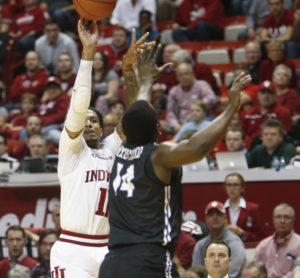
[272,64,300,123]
[259,40,297,88]
[19,114,42,140]
[192,201,246,278]
[38,76,70,143]
[56,53,76,95]
[156,0,179,20]
[287,1,300,59]
[0,0,24,25]
[35,18,79,75]
[102,113,118,138]
[255,203,300,278]
[110,0,156,31]
[108,100,126,120]
[97,17,117,47]
[171,48,220,95]
[97,26,129,76]
[91,50,120,112]
[212,114,246,157]
[9,0,49,55]
[238,0,293,40]
[128,10,159,45]
[173,100,210,142]
[245,41,263,85]
[7,264,31,278]
[0,20,11,76]
[166,62,216,134]
[8,50,49,104]
[6,92,37,139]
[247,119,296,168]
[241,261,268,278]
[204,240,232,278]
[39,0,75,32]
[224,173,265,242]
[31,229,59,278]
[260,0,294,43]
[0,132,19,171]
[0,225,37,278]
[226,0,252,16]
[185,265,208,278]
[25,203,61,242]
[176,231,197,270]
[172,0,224,42]
[155,43,181,91]
[27,133,49,160]
[225,128,247,153]
[242,80,292,140]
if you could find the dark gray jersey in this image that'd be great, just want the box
[108,142,182,252]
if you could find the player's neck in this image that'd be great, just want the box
[87,139,101,149]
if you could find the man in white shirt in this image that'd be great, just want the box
[204,240,232,278]
[110,0,156,30]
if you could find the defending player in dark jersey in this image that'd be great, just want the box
[99,44,252,278]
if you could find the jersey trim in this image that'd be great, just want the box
[165,250,173,278]
[163,186,172,246]
[59,230,109,247]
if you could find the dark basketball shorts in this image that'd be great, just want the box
[98,244,179,278]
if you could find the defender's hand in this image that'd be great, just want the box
[122,29,152,72]
[137,44,173,84]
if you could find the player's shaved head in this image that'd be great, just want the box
[122,100,159,146]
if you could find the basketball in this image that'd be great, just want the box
[73,0,117,20]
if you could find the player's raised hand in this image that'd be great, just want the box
[78,18,99,60]
[122,28,154,72]
[228,72,252,110]
[137,43,173,84]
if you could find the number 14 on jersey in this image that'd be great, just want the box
[112,163,135,197]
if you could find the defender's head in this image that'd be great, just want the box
[122,100,159,146]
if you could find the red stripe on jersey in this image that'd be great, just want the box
[61,230,109,240]
[58,238,108,247]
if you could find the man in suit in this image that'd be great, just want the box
[204,240,232,278]
[224,172,265,242]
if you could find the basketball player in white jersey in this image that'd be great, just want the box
[49,19,145,278]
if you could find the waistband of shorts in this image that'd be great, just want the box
[59,230,108,247]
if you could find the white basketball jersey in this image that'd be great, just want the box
[58,129,122,239]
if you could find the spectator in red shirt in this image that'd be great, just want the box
[38,76,70,145]
[96,16,117,47]
[260,0,294,42]
[259,40,297,88]
[8,50,49,104]
[0,225,38,278]
[176,231,197,270]
[56,53,76,96]
[272,64,300,123]
[223,172,265,242]
[172,0,224,42]
[97,26,129,76]
[6,92,37,139]
[242,80,292,140]
[9,0,49,55]
[286,0,300,59]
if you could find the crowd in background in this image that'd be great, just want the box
[0,0,300,172]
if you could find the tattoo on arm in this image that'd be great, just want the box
[124,71,138,108]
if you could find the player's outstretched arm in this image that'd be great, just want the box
[122,29,150,108]
[64,19,99,139]
[153,73,252,170]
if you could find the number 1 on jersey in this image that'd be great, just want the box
[95,188,108,217]
[112,163,135,197]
